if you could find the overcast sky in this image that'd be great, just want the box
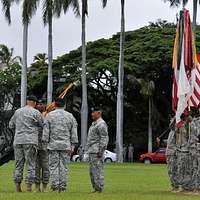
[0,0,199,65]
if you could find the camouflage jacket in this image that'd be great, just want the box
[38,114,47,150]
[166,129,176,156]
[188,121,198,153]
[9,106,43,146]
[193,117,200,150]
[177,122,189,152]
[86,118,109,154]
[42,109,78,151]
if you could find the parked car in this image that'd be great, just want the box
[139,148,166,164]
[72,150,117,163]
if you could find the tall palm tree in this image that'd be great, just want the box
[81,0,88,152]
[80,0,107,151]
[139,79,155,153]
[42,0,53,104]
[42,0,79,104]
[20,0,39,107]
[116,0,125,163]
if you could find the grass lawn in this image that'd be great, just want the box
[0,161,199,200]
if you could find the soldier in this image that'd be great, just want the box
[187,114,198,192]
[176,114,192,193]
[86,107,109,193]
[194,105,200,192]
[9,96,43,192]
[35,99,49,192]
[42,98,78,192]
[166,117,179,192]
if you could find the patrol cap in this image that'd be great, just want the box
[91,106,102,112]
[27,95,38,102]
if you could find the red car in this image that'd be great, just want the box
[139,148,166,164]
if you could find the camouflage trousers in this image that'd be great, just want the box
[14,144,37,185]
[177,151,193,190]
[196,150,200,190]
[166,155,179,189]
[89,153,104,192]
[188,151,198,190]
[35,150,49,184]
[49,150,70,190]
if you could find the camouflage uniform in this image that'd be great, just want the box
[35,119,49,185]
[42,109,78,191]
[166,129,179,189]
[9,106,43,185]
[188,121,198,191]
[194,117,200,191]
[86,118,109,192]
[176,123,191,191]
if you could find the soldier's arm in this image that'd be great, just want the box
[42,118,50,143]
[36,111,44,127]
[70,116,78,151]
[98,123,109,154]
[9,113,16,130]
[194,125,199,143]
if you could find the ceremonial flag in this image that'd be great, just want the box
[172,9,196,127]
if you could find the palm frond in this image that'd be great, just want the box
[22,0,40,25]
[163,0,188,8]
[1,0,14,24]
[62,0,80,17]
[101,0,107,8]
[42,0,53,25]
[70,0,80,17]
[53,0,63,18]
[61,0,70,13]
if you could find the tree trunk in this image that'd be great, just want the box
[148,96,152,153]
[193,0,197,34]
[21,23,28,107]
[47,14,53,104]
[116,0,125,163]
[81,0,88,151]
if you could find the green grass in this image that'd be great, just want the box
[0,162,199,200]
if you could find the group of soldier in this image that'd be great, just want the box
[166,107,200,194]
[9,96,109,193]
